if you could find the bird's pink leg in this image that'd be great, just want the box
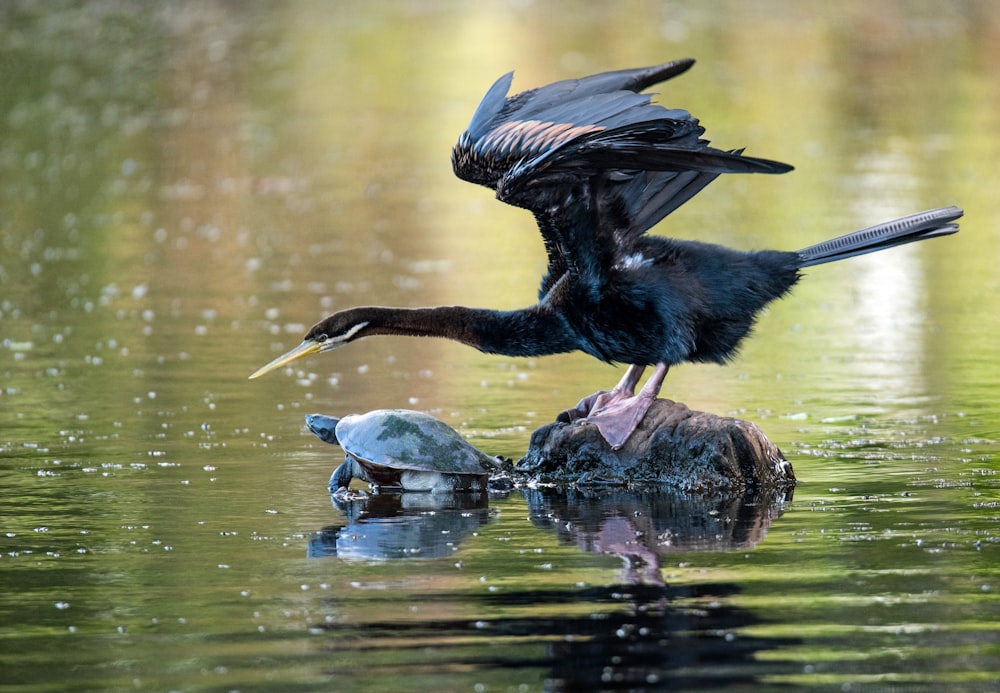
[557,365,646,424]
[581,363,670,449]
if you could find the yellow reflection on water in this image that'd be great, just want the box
[2,4,999,692]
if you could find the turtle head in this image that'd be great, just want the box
[305,413,341,445]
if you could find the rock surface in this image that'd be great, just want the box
[515,399,794,492]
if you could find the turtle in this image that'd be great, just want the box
[305,409,494,493]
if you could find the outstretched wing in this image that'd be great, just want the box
[453,58,696,187]
[451,59,792,298]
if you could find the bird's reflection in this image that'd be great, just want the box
[309,484,790,577]
[514,582,799,690]
[308,486,797,687]
[523,485,793,584]
[311,580,800,689]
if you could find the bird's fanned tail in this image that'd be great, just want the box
[796,206,963,268]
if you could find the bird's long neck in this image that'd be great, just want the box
[347,304,578,358]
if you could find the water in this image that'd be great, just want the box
[2,1,998,691]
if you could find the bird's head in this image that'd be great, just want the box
[248,312,370,380]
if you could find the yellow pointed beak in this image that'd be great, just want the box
[248,339,323,379]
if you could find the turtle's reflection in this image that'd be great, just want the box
[309,484,790,576]
[308,491,491,559]
[307,486,799,683]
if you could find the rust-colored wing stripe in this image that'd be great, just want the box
[478,119,606,158]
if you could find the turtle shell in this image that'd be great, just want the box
[338,409,491,473]
[307,409,492,491]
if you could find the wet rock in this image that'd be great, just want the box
[516,399,794,492]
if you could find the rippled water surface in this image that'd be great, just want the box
[2,2,998,691]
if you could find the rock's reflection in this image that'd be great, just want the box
[308,487,798,686]
[308,491,491,559]
[309,484,791,575]
[524,486,792,584]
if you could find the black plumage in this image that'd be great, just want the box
[250,59,962,448]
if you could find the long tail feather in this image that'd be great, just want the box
[797,206,963,268]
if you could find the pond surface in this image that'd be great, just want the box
[1,2,998,691]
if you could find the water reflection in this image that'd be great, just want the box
[307,488,800,689]
[524,487,792,584]
[527,583,801,691]
[2,2,997,691]
[309,491,491,559]
[312,576,800,691]
[310,485,791,582]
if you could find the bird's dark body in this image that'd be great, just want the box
[446,58,804,369]
[320,238,801,369]
[253,58,961,446]
[557,239,802,367]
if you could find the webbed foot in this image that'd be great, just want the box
[557,363,669,449]
[581,391,657,449]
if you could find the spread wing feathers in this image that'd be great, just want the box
[613,148,761,236]
[453,59,791,201]
[498,118,791,203]
[611,168,724,237]
[511,58,696,115]
[451,60,792,297]
[460,58,696,149]
[453,60,704,190]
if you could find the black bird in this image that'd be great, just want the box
[250,59,961,448]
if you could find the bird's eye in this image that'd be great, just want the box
[315,333,329,343]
